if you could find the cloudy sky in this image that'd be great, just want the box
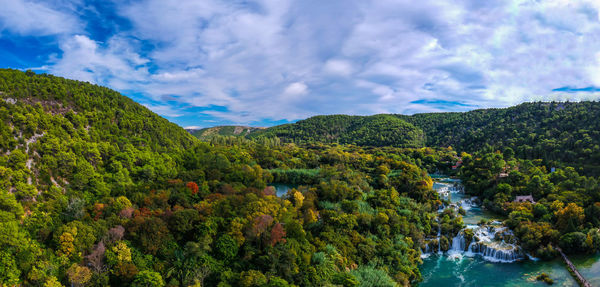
[1,0,600,128]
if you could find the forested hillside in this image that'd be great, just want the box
[402,102,600,175]
[232,102,600,175]
[2,69,599,287]
[250,114,425,148]
[0,69,452,286]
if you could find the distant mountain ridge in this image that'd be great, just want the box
[188,125,266,140]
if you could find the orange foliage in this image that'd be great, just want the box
[270,222,286,246]
[186,181,199,195]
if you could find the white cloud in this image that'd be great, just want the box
[283,82,308,96]
[324,59,354,76]
[0,0,81,35]
[29,0,600,124]
[49,35,150,90]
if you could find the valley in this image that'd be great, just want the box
[0,69,598,286]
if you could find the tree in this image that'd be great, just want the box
[555,203,585,233]
[66,264,92,287]
[132,270,164,287]
[559,232,587,253]
[43,276,64,287]
[0,250,20,286]
[350,266,396,287]
[270,223,286,246]
[86,241,106,273]
[186,181,199,195]
[214,234,238,261]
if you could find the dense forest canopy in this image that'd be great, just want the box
[0,69,599,287]
[249,114,425,148]
[238,102,600,176]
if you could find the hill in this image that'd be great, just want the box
[0,69,440,286]
[237,101,600,174]
[401,102,600,174]
[189,125,265,140]
[0,69,196,196]
[250,114,426,148]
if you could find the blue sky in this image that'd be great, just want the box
[1,0,600,128]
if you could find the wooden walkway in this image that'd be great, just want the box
[555,246,592,287]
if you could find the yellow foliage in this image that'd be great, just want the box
[228,217,247,245]
[112,241,132,263]
[293,190,304,208]
[66,264,92,287]
[114,196,132,211]
[58,230,76,258]
[305,209,318,224]
[43,276,64,287]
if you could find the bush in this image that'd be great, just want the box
[536,273,554,285]
[559,232,587,253]
[350,266,396,287]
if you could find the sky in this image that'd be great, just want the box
[1,0,600,128]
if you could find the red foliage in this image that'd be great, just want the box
[186,181,199,195]
[270,223,286,246]
[93,203,105,220]
[119,207,134,218]
[250,214,274,238]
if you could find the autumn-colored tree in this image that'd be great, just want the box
[270,223,286,246]
[250,214,274,238]
[186,181,199,195]
[43,276,63,287]
[106,241,132,266]
[555,203,585,233]
[66,264,92,287]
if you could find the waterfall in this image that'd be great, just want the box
[422,223,525,263]
[461,225,524,263]
[437,219,442,254]
[424,176,525,263]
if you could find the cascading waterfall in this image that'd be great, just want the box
[423,177,525,263]
[447,225,524,262]
[424,223,524,263]
[437,219,442,255]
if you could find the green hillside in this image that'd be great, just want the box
[401,102,600,174]
[0,69,196,196]
[250,114,425,148]
[242,101,600,174]
[0,69,441,286]
[1,69,599,287]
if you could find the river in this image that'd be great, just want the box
[419,177,599,286]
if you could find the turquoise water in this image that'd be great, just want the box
[271,183,297,197]
[420,255,577,286]
[419,177,599,286]
[572,253,600,286]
